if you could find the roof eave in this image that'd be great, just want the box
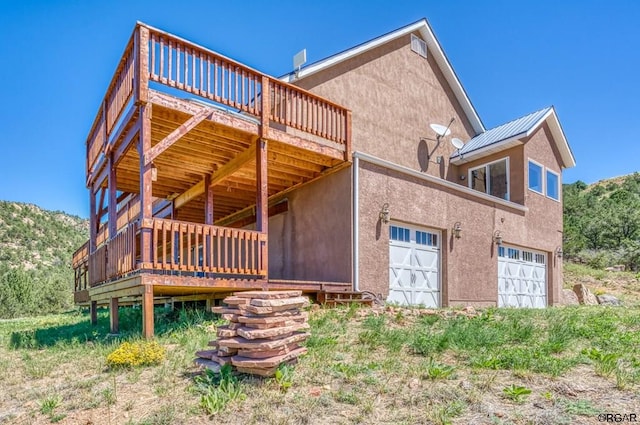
[450,135,525,165]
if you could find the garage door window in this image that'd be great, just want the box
[390,225,410,242]
[416,230,437,247]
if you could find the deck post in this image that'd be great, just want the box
[109,297,119,334]
[89,188,97,253]
[258,76,270,279]
[138,105,153,268]
[204,174,213,225]
[90,300,98,326]
[108,153,118,239]
[142,285,154,338]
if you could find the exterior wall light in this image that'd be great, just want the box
[379,203,390,224]
[493,230,503,246]
[556,246,563,258]
[452,222,462,239]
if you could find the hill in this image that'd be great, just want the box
[0,201,88,318]
[563,172,640,271]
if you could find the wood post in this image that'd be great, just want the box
[142,285,154,339]
[134,25,150,105]
[256,138,268,277]
[139,105,153,268]
[89,188,97,253]
[108,153,118,239]
[90,300,98,326]
[109,297,119,334]
[204,174,213,225]
[258,76,270,279]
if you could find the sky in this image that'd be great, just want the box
[0,0,638,218]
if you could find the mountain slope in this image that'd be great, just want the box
[563,172,640,271]
[0,201,88,318]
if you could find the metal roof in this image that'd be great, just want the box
[451,107,551,159]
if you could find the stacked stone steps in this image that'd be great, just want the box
[194,290,310,377]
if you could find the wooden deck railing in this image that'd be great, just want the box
[144,218,266,276]
[85,22,351,186]
[78,218,266,288]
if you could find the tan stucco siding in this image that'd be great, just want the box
[294,33,476,182]
[357,158,563,306]
[268,167,352,283]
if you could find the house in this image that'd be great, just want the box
[72,19,575,337]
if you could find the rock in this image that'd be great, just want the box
[193,358,221,372]
[250,296,310,308]
[222,296,251,306]
[597,294,622,306]
[238,311,308,327]
[604,265,625,272]
[238,343,300,359]
[211,353,233,366]
[236,322,310,340]
[211,306,241,314]
[241,298,309,315]
[231,347,307,369]
[572,284,598,305]
[217,332,310,350]
[234,290,302,299]
[221,313,241,322]
[195,349,217,359]
[562,289,580,305]
[216,326,237,338]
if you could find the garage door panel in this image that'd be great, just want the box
[388,224,440,308]
[498,245,546,308]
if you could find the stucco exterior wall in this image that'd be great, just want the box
[357,156,563,306]
[294,33,475,183]
[268,167,352,283]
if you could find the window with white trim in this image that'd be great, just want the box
[469,158,509,200]
[528,160,543,193]
[410,34,427,58]
[546,169,560,200]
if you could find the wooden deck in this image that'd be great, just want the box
[73,22,353,337]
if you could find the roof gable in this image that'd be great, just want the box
[280,19,485,134]
[450,107,576,169]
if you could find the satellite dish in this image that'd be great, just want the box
[430,123,452,137]
[451,138,465,150]
[293,49,307,72]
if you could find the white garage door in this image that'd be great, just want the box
[388,223,440,307]
[497,245,547,308]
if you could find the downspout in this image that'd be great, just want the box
[352,154,359,291]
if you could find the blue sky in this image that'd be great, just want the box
[0,0,638,218]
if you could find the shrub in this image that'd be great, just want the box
[106,340,166,368]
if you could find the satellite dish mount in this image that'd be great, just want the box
[429,117,455,143]
[293,49,307,78]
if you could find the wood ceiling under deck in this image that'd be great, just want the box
[114,89,345,225]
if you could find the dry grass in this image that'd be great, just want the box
[1,302,639,425]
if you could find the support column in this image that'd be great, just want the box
[142,285,154,339]
[107,153,118,238]
[138,105,153,268]
[90,300,98,326]
[109,297,119,334]
[204,174,214,225]
[256,138,268,278]
[89,188,97,253]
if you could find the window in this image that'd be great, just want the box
[390,225,410,242]
[411,34,427,58]
[522,251,533,262]
[528,161,543,193]
[546,170,559,200]
[498,246,506,257]
[469,158,509,200]
[535,254,546,264]
[416,231,438,247]
[507,248,520,260]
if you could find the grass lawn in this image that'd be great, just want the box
[1,303,639,424]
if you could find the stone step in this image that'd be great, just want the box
[233,290,302,299]
[231,347,307,369]
[217,332,310,350]
[237,343,300,359]
[237,322,310,340]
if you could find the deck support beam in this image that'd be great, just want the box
[173,143,257,210]
[90,300,98,326]
[142,285,154,339]
[204,174,213,225]
[109,297,119,334]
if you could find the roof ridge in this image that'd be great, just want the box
[481,106,552,134]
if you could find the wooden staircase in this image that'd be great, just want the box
[316,290,377,307]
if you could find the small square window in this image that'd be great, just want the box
[546,170,559,200]
[528,161,543,193]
